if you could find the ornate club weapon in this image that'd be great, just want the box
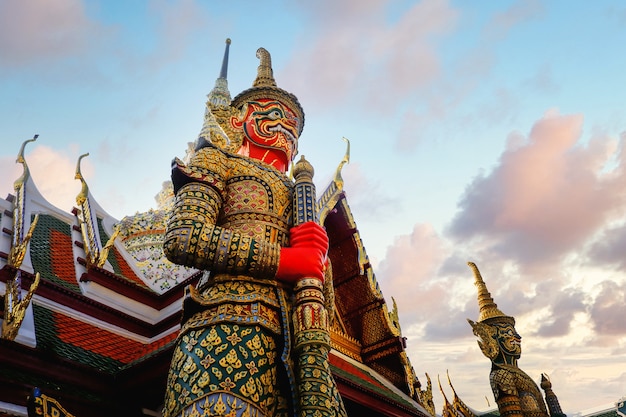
[291,155,346,417]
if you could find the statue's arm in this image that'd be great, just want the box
[163,151,280,278]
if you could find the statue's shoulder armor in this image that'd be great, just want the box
[490,367,518,398]
[171,143,229,195]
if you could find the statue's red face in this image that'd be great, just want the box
[231,98,300,170]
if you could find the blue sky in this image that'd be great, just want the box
[2,0,626,414]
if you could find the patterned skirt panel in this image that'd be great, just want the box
[163,279,293,417]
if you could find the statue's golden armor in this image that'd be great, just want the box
[163,143,295,417]
[490,365,549,417]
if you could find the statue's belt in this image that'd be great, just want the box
[182,276,288,336]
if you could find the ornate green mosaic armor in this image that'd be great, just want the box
[163,144,295,417]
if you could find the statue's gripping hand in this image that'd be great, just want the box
[276,222,329,283]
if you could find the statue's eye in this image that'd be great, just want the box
[269,110,282,119]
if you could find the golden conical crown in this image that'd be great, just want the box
[231,47,304,135]
[468,262,514,324]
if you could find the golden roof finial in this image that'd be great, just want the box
[468,262,513,324]
[437,374,452,409]
[315,137,350,224]
[11,135,39,261]
[75,153,90,205]
[14,134,38,192]
[74,153,101,268]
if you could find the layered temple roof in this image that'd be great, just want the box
[0,136,432,417]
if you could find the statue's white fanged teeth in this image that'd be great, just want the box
[269,124,296,142]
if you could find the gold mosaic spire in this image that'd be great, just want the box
[468,262,513,324]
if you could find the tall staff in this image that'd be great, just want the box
[292,155,347,417]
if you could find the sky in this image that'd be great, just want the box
[1,0,626,414]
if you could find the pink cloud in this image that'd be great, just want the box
[342,162,399,220]
[590,280,626,335]
[587,222,626,270]
[281,0,459,112]
[377,111,626,352]
[377,223,450,322]
[0,156,22,200]
[0,0,98,68]
[449,112,626,265]
[483,0,544,40]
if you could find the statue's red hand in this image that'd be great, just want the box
[276,222,328,283]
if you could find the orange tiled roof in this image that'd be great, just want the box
[34,304,177,373]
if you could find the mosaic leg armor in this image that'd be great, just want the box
[164,289,290,417]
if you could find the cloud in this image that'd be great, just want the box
[376,111,626,410]
[482,0,544,40]
[532,285,587,337]
[0,0,210,84]
[0,0,104,69]
[282,0,459,112]
[523,64,560,95]
[589,280,626,335]
[376,223,458,331]
[608,4,626,27]
[342,162,399,221]
[586,221,626,271]
[0,156,22,201]
[448,111,626,266]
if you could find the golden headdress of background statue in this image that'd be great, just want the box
[466,262,515,360]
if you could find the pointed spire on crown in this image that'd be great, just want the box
[196,38,236,151]
[468,262,514,324]
[219,38,231,79]
[252,48,277,88]
[207,38,232,109]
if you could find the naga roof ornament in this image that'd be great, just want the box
[4,136,41,341]
[75,153,102,268]
[11,135,38,258]
[468,261,514,325]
